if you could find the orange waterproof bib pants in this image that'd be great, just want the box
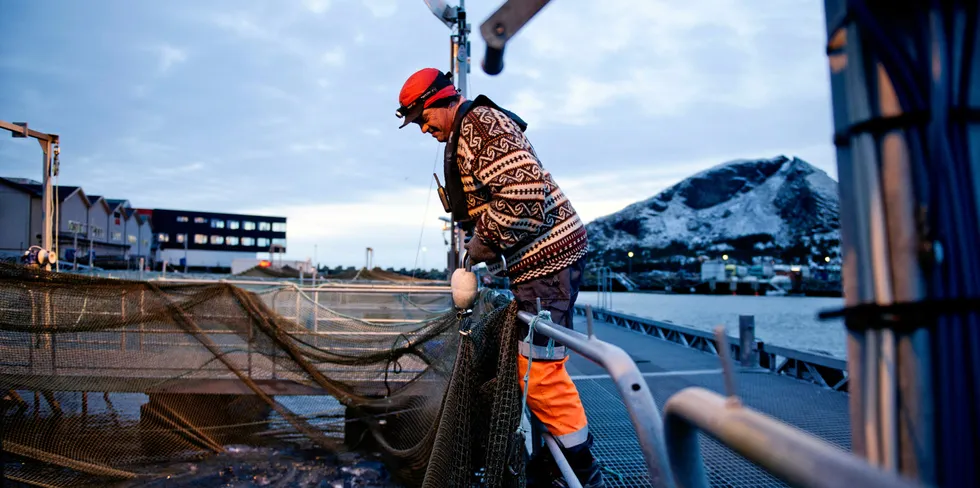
[511,257,590,448]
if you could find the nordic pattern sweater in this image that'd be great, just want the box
[456,105,589,284]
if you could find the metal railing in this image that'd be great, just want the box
[515,305,675,488]
[662,329,922,488]
[574,305,849,391]
[663,387,921,488]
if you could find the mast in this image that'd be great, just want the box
[424,0,471,274]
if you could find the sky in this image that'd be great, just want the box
[0,0,836,270]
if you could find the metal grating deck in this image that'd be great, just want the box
[566,317,851,488]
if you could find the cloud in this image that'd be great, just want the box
[289,141,340,153]
[239,184,450,269]
[361,0,398,18]
[495,0,828,126]
[152,162,205,176]
[302,0,331,14]
[156,44,187,73]
[321,47,346,67]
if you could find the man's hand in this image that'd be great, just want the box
[464,234,498,264]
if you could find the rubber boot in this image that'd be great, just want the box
[525,434,605,488]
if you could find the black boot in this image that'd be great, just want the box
[559,434,605,488]
[526,435,605,488]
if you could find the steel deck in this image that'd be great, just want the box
[564,315,850,488]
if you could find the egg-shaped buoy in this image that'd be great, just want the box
[451,268,479,310]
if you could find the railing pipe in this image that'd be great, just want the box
[516,310,674,487]
[663,387,922,488]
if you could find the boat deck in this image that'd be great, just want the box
[565,315,850,488]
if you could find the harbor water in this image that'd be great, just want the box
[577,292,847,359]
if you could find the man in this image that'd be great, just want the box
[396,67,603,488]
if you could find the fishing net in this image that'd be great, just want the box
[0,262,525,487]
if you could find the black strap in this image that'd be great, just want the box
[818,297,980,332]
[442,95,529,224]
[834,107,980,147]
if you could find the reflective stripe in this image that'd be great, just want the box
[519,341,567,360]
[555,424,590,449]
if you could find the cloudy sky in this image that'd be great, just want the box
[0,0,835,270]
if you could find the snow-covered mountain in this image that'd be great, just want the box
[585,156,840,267]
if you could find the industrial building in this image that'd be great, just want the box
[0,177,286,271]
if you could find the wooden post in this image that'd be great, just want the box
[738,315,757,367]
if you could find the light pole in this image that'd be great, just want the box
[627,251,633,277]
[1,120,60,270]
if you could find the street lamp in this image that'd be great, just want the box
[627,251,633,277]
[722,254,729,261]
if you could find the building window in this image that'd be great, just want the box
[176,234,186,243]
[157,233,170,242]
[211,219,225,229]
[272,238,286,247]
[243,221,256,231]
[194,217,206,224]
[194,234,208,244]
[176,216,189,223]
[228,220,240,230]
[259,222,272,231]
[112,232,122,242]
[91,226,104,239]
[210,235,224,245]
[226,236,239,246]
[257,237,270,247]
[68,220,86,234]
[128,235,137,244]
[272,222,287,232]
[241,237,255,246]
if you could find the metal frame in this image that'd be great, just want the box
[515,308,675,488]
[1,120,60,270]
[575,305,850,391]
[663,387,922,488]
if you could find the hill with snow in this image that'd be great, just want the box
[585,155,840,271]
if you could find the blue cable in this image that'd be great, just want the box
[845,2,980,485]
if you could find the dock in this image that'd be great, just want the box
[564,309,850,488]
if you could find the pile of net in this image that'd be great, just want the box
[0,262,526,487]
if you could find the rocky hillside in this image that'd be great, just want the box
[585,156,840,273]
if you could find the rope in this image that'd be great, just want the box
[3,440,139,479]
[517,309,554,435]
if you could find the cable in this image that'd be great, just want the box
[410,145,443,283]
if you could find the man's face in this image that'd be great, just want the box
[417,107,451,143]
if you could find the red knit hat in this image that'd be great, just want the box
[396,68,458,128]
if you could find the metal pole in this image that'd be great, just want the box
[41,140,53,270]
[456,0,469,99]
[184,235,188,273]
[738,315,757,368]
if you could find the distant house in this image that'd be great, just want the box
[0,177,93,261]
[85,195,111,258]
[124,208,152,261]
[0,177,41,257]
[105,198,132,257]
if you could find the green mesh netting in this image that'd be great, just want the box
[0,262,525,487]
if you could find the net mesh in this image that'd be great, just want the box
[0,262,525,487]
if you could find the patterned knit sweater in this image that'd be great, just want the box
[456,105,588,284]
